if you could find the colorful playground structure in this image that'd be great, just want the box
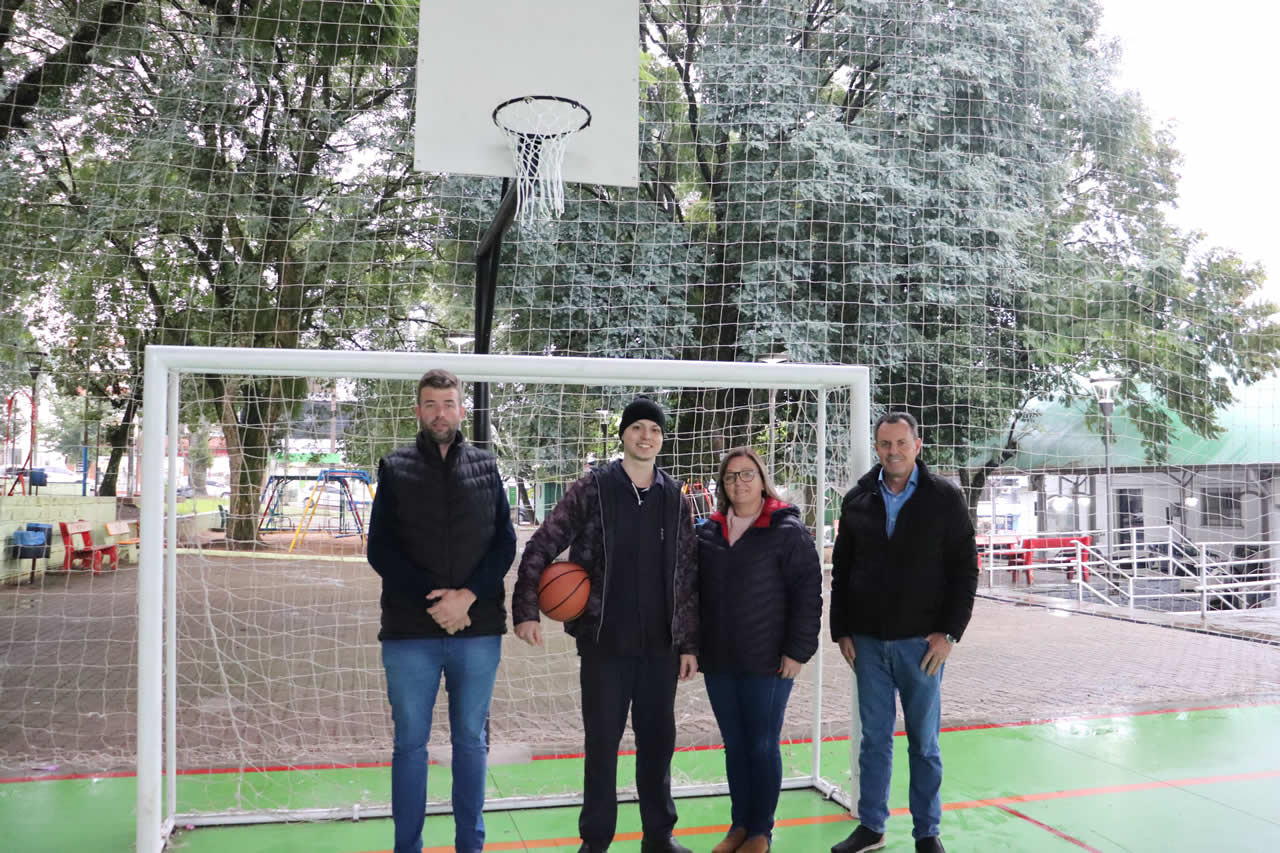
[250,469,375,551]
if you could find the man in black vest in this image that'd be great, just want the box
[512,397,698,853]
[367,368,516,853]
[829,412,978,853]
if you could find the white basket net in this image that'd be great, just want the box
[493,96,591,223]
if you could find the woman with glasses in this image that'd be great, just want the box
[697,447,822,853]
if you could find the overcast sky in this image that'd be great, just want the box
[1098,0,1279,302]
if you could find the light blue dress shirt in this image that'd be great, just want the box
[879,463,919,537]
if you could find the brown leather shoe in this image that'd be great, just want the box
[739,836,771,853]
[712,827,748,853]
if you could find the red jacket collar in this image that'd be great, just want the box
[710,496,789,542]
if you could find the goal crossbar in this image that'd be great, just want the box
[141,344,870,389]
[137,344,871,853]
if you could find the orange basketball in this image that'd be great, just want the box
[538,560,590,622]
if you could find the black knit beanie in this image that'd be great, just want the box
[619,397,666,436]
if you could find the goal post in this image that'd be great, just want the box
[137,345,871,853]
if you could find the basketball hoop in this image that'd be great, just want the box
[492,95,591,223]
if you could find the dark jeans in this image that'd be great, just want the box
[704,671,794,837]
[578,642,680,847]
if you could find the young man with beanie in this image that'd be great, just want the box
[367,369,517,853]
[513,396,699,853]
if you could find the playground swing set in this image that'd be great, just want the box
[3,389,40,496]
[250,469,375,551]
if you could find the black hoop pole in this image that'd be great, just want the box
[471,95,589,449]
[472,177,516,450]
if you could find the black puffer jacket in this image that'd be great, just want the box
[696,498,822,675]
[367,431,516,640]
[829,460,978,642]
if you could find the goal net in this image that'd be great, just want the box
[133,346,870,851]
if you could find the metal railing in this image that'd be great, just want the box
[979,526,1280,617]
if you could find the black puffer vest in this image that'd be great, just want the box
[379,432,504,637]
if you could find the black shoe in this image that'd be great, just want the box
[832,825,886,853]
[640,835,693,853]
[577,845,608,853]
[915,838,945,853]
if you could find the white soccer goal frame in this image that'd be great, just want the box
[136,344,871,853]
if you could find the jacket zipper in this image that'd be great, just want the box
[594,470,609,644]
[667,477,678,650]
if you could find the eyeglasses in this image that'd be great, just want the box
[723,469,757,485]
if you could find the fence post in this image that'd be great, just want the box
[1127,576,1134,612]
[1200,549,1209,617]
[1075,542,1084,602]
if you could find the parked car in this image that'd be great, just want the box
[202,478,232,498]
[37,464,83,484]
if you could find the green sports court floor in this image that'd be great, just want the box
[4,702,1278,852]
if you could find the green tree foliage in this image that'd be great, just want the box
[1,0,1275,530]
[1,0,434,541]
[441,0,1278,506]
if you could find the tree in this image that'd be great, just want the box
[1,0,439,542]
[437,0,1278,511]
[188,424,213,493]
[3,0,1275,533]
[0,0,146,147]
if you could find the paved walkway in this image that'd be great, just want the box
[3,552,1278,777]
[981,584,1280,644]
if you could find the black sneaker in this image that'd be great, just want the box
[915,838,945,853]
[640,836,693,853]
[831,825,886,853]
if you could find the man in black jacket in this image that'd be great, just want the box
[829,412,978,853]
[513,396,697,853]
[367,369,516,853]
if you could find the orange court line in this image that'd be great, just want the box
[6,700,1277,784]
[405,768,1280,853]
[940,768,1280,812]
[995,804,1104,852]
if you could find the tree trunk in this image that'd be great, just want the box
[189,426,210,493]
[515,475,536,524]
[96,397,137,497]
[958,467,985,526]
[220,381,276,546]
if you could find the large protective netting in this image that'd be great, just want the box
[2,1,1275,532]
[2,0,1279,836]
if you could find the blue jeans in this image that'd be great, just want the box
[852,635,943,839]
[382,634,501,853]
[704,671,794,837]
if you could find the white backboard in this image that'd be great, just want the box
[415,0,639,188]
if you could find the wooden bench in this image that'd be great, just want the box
[58,520,119,573]
[105,519,139,562]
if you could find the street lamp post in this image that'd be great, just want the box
[445,335,475,355]
[594,409,611,465]
[24,350,45,470]
[79,388,90,496]
[760,353,789,470]
[1089,375,1121,564]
